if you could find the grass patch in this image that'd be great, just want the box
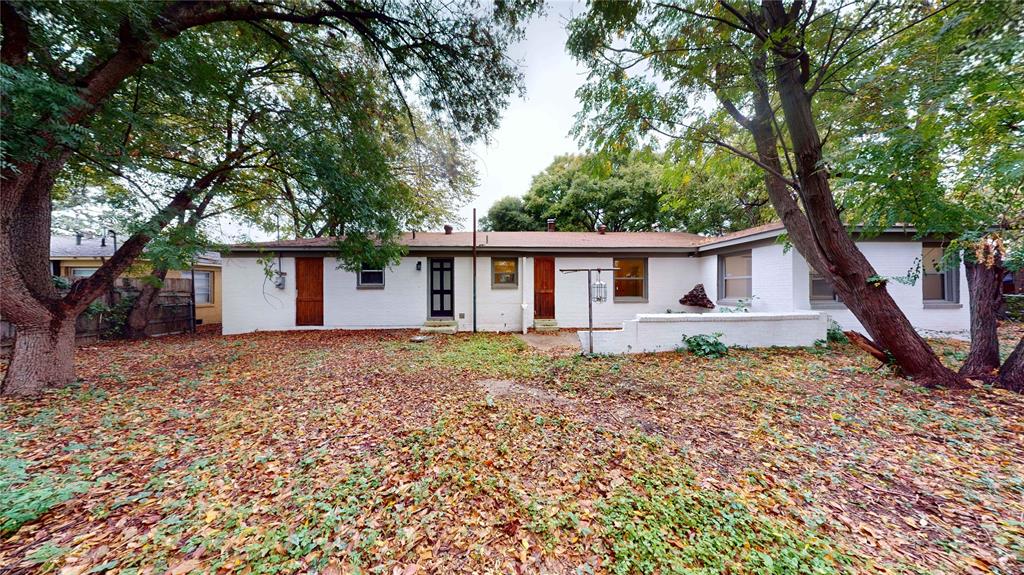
[597,440,857,575]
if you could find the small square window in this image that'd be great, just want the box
[492,257,518,287]
[809,270,842,306]
[358,265,384,288]
[613,258,647,301]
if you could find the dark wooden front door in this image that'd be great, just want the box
[429,258,454,318]
[534,256,555,319]
[295,257,323,326]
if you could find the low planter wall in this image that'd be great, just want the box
[577,312,829,355]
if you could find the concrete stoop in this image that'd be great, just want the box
[421,319,457,335]
[533,318,559,333]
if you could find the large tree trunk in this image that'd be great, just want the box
[1,320,77,396]
[997,338,1024,393]
[960,256,1004,379]
[125,268,169,340]
[758,2,964,389]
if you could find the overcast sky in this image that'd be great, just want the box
[457,1,587,229]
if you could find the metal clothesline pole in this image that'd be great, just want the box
[559,267,618,356]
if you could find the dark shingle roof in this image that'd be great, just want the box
[50,236,221,266]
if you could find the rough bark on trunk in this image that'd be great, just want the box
[125,268,168,339]
[0,319,77,396]
[757,1,965,389]
[961,258,1004,379]
[997,338,1024,393]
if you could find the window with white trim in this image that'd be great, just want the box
[70,267,98,279]
[181,270,212,304]
[718,252,752,301]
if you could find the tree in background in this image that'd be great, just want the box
[0,0,538,395]
[481,150,770,234]
[661,138,771,235]
[479,196,540,232]
[568,0,1022,389]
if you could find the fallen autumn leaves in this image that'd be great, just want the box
[1,325,1022,574]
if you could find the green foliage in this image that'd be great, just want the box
[7,0,539,294]
[483,152,684,232]
[479,196,540,232]
[51,275,71,290]
[598,455,854,574]
[101,295,138,340]
[827,321,849,344]
[0,458,94,536]
[683,333,728,359]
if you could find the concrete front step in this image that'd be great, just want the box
[421,325,457,334]
[421,319,457,334]
[534,318,559,333]
[423,319,457,327]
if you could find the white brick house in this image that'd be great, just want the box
[220,222,970,338]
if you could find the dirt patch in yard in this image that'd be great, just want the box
[476,378,573,406]
[514,330,581,352]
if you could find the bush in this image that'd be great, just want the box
[683,333,728,358]
[826,320,848,344]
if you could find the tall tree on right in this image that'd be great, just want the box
[569,0,1022,389]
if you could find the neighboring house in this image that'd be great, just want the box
[50,234,223,325]
[220,221,970,338]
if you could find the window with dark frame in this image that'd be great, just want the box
[922,245,959,304]
[358,264,384,288]
[613,258,647,301]
[70,267,98,279]
[491,257,518,287]
[718,252,752,301]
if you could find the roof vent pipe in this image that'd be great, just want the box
[547,218,556,232]
[75,232,83,245]
[444,224,453,235]
[597,224,607,234]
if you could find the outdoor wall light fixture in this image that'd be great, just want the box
[416,261,422,271]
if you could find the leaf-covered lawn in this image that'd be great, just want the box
[1,325,1022,574]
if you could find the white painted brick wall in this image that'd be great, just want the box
[552,256,704,328]
[222,241,970,337]
[579,312,828,354]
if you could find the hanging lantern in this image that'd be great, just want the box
[591,271,607,303]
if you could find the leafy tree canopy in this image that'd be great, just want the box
[481,150,771,234]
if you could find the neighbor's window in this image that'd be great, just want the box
[181,270,212,304]
[719,252,752,300]
[70,268,98,279]
[922,245,959,304]
[358,264,385,288]
[492,257,518,288]
[613,258,647,301]
[809,270,842,305]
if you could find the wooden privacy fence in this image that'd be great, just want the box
[0,277,194,356]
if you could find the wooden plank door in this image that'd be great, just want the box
[295,257,323,326]
[534,256,555,319]
[429,258,454,318]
